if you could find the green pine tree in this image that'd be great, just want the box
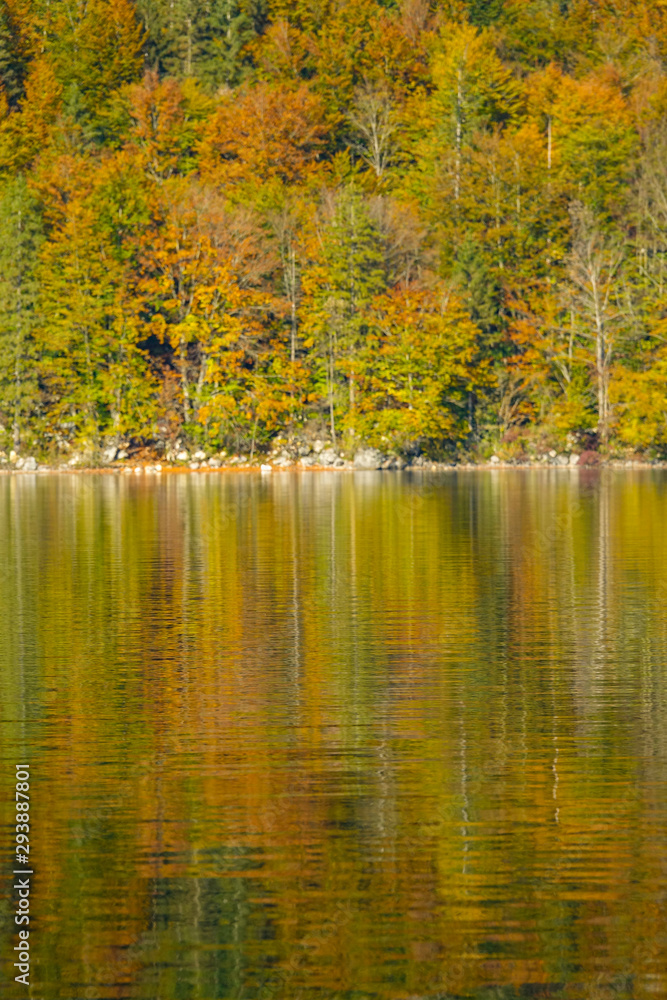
[0,175,42,451]
[464,0,506,27]
[452,236,503,343]
[314,186,386,442]
[137,0,264,88]
[0,1,30,108]
[451,236,505,441]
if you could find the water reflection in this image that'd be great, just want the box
[1,469,667,999]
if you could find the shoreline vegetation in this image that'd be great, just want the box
[2,442,666,474]
[3,2,667,466]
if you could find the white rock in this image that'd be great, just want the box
[260,464,272,473]
[23,456,37,471]
[176,450,189,461]
[354,448,384,469]
[193,450,207,461]
[207,457,221,468]
[15,457,24,469]
[569,453,580,465]
[9,450,17,463]
[490,455,500,464]
[312,440,324,454]
[154,463,162,472]
[117,449,128,461]
[134,466,143,474]
[103,445,118,463]
[189,461,200,470]
[319,448,338,466]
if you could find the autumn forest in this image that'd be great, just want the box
[1,0,667,462]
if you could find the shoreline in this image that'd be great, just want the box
[2,459,666,475]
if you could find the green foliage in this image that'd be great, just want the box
[464,0,505,27]
[44,0,145,143]
[452,237,503,344]
[137,0,264,88]
[0,0,30,107]
[303,186,386,441]
[0,175,41,448]
[0,0,666,458]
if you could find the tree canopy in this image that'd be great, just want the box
[1,0,667,459]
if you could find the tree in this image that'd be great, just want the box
[0,0,34,109]
[124,70,198,182]
[546,68,637,219]
[0,174,42,449]
[36,156,156,448]
[135,180,270,443]
[610,350,667,452]
[137,0,264,88]
[198,82,327,189]
[348,83,398,181]
[0,56,62,174]
[567,208,625,447]
[43,0,145,141]
[302,186,386,443]
[351,285,488,453]
[426,21,521,208]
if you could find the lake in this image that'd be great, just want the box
[1,469,666,1000]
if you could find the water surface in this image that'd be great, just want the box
[1,469,667,999]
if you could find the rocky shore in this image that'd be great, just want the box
[1,440,666,474]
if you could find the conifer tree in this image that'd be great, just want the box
[0,174,41,450]
[43,0,145,142]
[137,0,264,88]
[0,0,32,108]
[303,187,386,443]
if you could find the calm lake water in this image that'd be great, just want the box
[1,470,667,1000]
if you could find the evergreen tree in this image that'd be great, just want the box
[464,0,505,27]
[451,236,505,440]
[304,186,386,443]
[0,175,42,450]
[137,0,264,88]
[452,237,503,345]
[0,0,31,108]
[43,0,145,143]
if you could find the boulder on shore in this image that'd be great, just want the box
[354,448,384,469]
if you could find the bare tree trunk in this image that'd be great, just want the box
[349,85,397,179]
[568,211,622,448]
